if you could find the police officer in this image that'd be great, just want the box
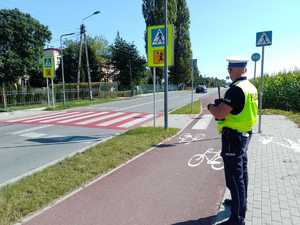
[208,58,258,225]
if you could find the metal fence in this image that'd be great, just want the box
[0,83,180,108]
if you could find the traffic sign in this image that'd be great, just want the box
[256,31,272,47]
[152,29,165,48]
[43,55,55,79]
[251,53,261,62]
[147,24,174,67]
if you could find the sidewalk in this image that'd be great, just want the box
[0,107,46,120]
[216,115,300,225]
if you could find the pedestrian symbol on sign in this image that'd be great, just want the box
[44,58,52,68]
[152,29,165,47]
[256,31,272,47]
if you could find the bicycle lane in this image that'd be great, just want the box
[22,111,225,225]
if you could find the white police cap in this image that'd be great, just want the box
[226,57,248,68]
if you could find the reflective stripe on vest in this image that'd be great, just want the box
[218,79,258,133]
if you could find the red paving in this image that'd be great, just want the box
[21,112,225,225]
[1,110,155,130]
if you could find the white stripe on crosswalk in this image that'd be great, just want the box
[96,113,141,127]
[75,112,125,125]
[57,112,109,124]
[39,112,93,123]
[22,112,80,123]
[7,112,66,123]
[118,114,153,128]
[192,114,213,130]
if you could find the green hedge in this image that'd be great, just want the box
[252,71,300,111]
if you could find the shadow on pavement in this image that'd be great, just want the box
[28,136,100,144]
[213,202,231,225]
[171,203,231,225]
[171,215,216,225]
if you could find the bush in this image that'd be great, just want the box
[253,71,300,111]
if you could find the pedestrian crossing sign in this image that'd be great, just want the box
[256,31,272,47]
[147,24,174,67]
[43,55,55,79]
[152,29,165,47]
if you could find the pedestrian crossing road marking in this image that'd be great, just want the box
[2,111,154,130]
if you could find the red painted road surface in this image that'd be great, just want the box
[22,105,226,225]
[1,110,155,130]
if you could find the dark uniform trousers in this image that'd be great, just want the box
[221,127,252,224]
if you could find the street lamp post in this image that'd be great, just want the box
[60,32,75,105]
[77,11,100,101]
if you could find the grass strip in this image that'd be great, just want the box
[0,127,178,225]
[0,104,46,112]
[171,99,201,114]
[262,109,300,127]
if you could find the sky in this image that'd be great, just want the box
[1,0,300,79]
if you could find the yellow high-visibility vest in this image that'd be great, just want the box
[218,79,258,133]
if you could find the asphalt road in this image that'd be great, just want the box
[0,90,216,187]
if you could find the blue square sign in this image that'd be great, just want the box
[151,28,166,48]
[256,31,272,47]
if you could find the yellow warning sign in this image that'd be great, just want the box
[153,50,164,65]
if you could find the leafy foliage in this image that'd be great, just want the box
[57,36,109,83]
[169,0,192,85]
[110,33,147,90]
[252,71,300,111]
[0,9,51,84]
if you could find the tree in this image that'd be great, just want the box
[110,33,147,90]
[57,36,109,83]
[169,0,192,85]
[0,9,51,85]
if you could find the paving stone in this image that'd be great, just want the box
[217,115,300,225]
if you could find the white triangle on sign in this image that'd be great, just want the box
[152,29,165,46]
[257,33,271,45]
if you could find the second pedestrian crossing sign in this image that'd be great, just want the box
[147,24,174,67]
[256,31,272,47]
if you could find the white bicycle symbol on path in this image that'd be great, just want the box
[178,133,206,145]
[188,148,224,171]
[259,135,300,153]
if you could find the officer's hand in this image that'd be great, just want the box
[214,98,224,106]
[207,103,214,111]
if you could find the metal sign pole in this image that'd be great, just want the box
[191,59,194,113]
[163,0,168,129]
[51,78,55,108]
[153,67,156,127]
[258,46,265,133]
[46,78,50,106]
[254,61,257,80]
[60,38,66,105]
